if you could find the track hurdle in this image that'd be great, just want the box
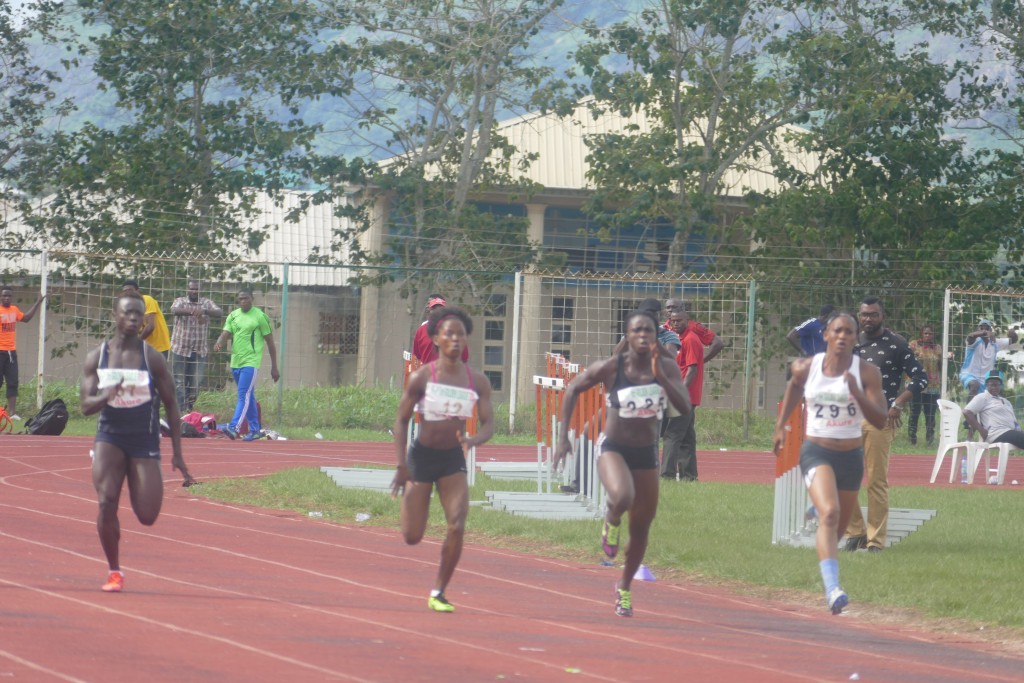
[534,374,565,493]
[402,350,421,448]
[535,353,606,508]
[771,401,814,547]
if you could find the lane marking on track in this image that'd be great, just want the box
[0,650,90,683]
[0,577,376,683]
[4,511,1019,683]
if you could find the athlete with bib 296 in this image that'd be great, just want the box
[773,312,887,615]
[554,309,692,618]
[393,306,494,613]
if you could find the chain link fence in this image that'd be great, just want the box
[4,248,1024,433]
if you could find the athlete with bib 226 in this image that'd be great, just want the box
[392,306,494,613]
[554,309,692,618]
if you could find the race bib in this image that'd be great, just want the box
[421,381,477,421]
[98,368,152,409]
[614,383,665,419]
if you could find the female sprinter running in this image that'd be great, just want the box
[554,309,691,617]
[773,311,887,614]
[392,306,494,612]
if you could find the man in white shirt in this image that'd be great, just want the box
[959,320,1017,402]
[963,370,1024,449]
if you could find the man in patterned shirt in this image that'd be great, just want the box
[169,280,223,413]
[845,297,928,552]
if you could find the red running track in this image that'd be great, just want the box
[1,435,1021,682]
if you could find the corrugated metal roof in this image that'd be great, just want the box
[2,192,356,288]
[248,190,354,287]
[494,99,818,195]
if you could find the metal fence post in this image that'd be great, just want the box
[742,279,757,441]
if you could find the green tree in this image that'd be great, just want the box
[1,1,70,210]
[744,1,1021,290]
[19,0,359,264]
[323,0,564,302]
[569,0,817,274]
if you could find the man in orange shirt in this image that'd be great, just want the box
[0,286,46,420]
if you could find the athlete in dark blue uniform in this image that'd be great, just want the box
[81,291,194,593]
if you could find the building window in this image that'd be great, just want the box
[551,323,572,345]
[485,320,504,341]
[484,370,503,391]
[550,349,570,361]
[484,345,504,366]
[317,312,359,354]
[485,294,507,317]
[553,297,574,320]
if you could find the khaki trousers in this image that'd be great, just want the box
[846,420,894,549]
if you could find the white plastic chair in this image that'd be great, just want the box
[969,441,1013,485]
[931,399,979,484]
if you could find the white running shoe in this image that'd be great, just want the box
[827,586,849,615]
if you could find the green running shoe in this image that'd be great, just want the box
[428,593,455,613]
[614,585,632,617]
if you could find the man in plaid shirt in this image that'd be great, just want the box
[169,280,222,412]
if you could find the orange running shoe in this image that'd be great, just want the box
[101,571,124,593]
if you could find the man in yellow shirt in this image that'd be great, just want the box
[122,280,170,358]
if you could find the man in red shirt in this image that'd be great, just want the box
[661,306,723,480]
[0,287,46,420]
[664,299,723,363]
[412,294,469,363]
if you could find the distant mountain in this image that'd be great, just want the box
[30,2,1012,171]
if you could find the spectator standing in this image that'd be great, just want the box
[959,319,1017,402]
[169,279,223,413]
[907,325,942,446]
[412,294,469,363]
[0,286,46,420]
[213,289,280,441]
[786,305,836,357]
[661,306,724,481]
[665,299,724,363]
[845,297,927,552]
[122,280,170,358]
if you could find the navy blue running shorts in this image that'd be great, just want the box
[95,430,161,460]
[597,435,659,471]
[799,441,864,491]
[407,440,467,483]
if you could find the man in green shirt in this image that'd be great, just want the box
[213,289,280,441]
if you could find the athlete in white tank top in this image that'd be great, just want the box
[804,354,866,439]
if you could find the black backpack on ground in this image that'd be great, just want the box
[23,398,70,436]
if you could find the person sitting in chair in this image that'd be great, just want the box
[963,370,1024,449]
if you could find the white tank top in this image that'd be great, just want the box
[804,354,865,439]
